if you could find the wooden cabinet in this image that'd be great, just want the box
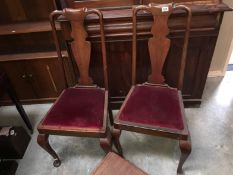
[0,53,66,103]
[0,0,67,104]
[0,0,231,107]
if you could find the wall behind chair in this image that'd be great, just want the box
[209,0,233,77]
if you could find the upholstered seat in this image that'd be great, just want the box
[118,85,184,130]
[40,87,106,129]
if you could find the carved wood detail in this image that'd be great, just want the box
[63,8,93,86]
[148,4,173,84]
[133,4,173,84]
[132,3,191,90]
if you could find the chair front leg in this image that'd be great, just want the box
[100,127,112,154]
[37,134,61,167]
[177,138,192,175]
[112,128,123,156]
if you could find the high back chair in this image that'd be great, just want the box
[37,8,112,167]
[112,3,192,174]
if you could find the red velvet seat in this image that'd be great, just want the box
[118,85,184,130]
[41,87,106,130]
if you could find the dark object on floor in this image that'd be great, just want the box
[112,4,192,175]
[0,72,33,133]
[0,161,18,175]
[227,64,233,71]
[0,127,31,159]
[91,152,148,175]
[37,8,113,167]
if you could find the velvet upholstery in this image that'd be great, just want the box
[119,85,184,130]
[42,87,106,129]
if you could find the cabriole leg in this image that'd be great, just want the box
[177,138,192,175]
[37,134,61,167]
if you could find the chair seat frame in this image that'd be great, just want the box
[114,85,189,140]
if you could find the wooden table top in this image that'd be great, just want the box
[91,152,148,175]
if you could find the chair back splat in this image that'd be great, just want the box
[50,8,108,90]
[132,3,192,90]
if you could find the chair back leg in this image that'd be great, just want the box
[100,127,112,153]
[112,128,123,156]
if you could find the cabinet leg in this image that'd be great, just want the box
[112,128,123,156]
[37,134,61,167]
[177,138,191,175]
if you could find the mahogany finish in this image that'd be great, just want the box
[56,0,232,109]
[91,152,148,175]
[0,0,231,106]
[37,8,113,167]
[113,3,192,175]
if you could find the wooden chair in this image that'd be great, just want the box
[112,3,192,175]
[91,152,148,175]
[0,72,33,134]
[37,8,112,167]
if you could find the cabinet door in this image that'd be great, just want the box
[24,58,66,99]
[0,61,36,100]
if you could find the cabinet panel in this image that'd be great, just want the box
[0,0,55,24]
[0,32,56,55]
[81,33,218,106]
[0,56,67,104]
[24,58,66,99]
[0,61,35,100]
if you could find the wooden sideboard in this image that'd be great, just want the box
[0,0,67,104]
[0,0,231,107]
[55,0,232,108]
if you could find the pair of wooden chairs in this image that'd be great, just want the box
[37,3,192,174]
